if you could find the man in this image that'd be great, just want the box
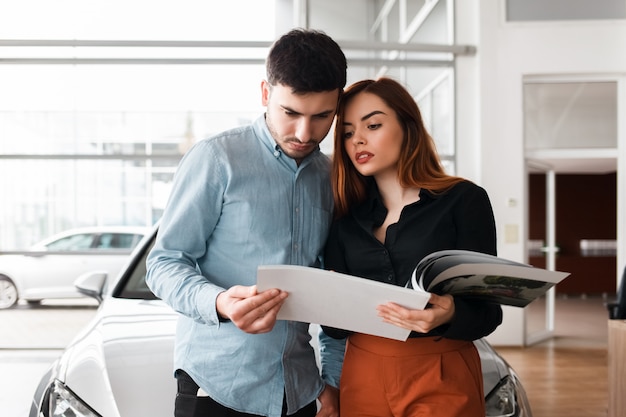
[146,28,347,417]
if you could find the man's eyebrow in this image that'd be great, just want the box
[280,105,301,115]
[280,105,335,117]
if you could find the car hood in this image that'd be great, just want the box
[58,298,178,417]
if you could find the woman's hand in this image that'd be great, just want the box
[377,293,455,333]
[315,384,339,417]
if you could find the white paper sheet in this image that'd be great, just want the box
[256,265,430,341]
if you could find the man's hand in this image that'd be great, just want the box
[216,285,288,334]
[377,293,455,333]
[315,384,339,417]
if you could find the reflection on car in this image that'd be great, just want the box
[30,227,533,417]
[0,226,148,309]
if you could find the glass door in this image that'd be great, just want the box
[523,76,621,345]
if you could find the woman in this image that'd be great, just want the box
[324,77,503,417]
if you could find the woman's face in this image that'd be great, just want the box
[341,92,404,179]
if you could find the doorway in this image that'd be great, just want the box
[523,76,621,344]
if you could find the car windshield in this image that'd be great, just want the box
[96,233,143,249]
[114,233,159,301]
[46,234,95,251]
[43,232,144,251]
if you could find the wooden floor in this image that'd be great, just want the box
[495,295,610,417]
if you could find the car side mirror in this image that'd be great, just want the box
[75,271,108,303]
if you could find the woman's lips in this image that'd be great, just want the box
[355,151,373,164]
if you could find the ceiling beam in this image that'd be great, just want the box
[0,38,474,54]
[0,57,455,66]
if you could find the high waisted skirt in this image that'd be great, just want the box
[340,333,485,417]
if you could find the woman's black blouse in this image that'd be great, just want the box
[323,180,503,341]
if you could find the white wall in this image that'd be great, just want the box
[457,0,626,345]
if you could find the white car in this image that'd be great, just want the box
[0,226,148,309]
[30,228,533,417]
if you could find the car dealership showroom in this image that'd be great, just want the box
[1,1,625,417]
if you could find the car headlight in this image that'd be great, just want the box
[45,379,101,417]
[485,374,532,417]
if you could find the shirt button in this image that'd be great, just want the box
[387,274,393,282]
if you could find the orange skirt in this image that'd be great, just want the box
[340,333,485,417]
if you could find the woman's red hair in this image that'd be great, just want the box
[332,77,465,218]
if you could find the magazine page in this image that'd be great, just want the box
[415,250,530,290]
[257,265,430,341]
[411,250,570,307]
[425,263,568,290]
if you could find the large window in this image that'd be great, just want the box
[0,70,263,247]
[0,0,464,249]
[0,0,272,247]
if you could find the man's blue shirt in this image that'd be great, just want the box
[146,114,344,416]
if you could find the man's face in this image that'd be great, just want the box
[262,81,340,165]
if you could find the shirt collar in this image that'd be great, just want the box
[353,181,435,227]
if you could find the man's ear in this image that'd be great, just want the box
[261,80,270,106]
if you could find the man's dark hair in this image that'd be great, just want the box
[266,28,347,93]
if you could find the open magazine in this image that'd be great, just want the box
[408,250,570,307]
[256,251,569,340]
